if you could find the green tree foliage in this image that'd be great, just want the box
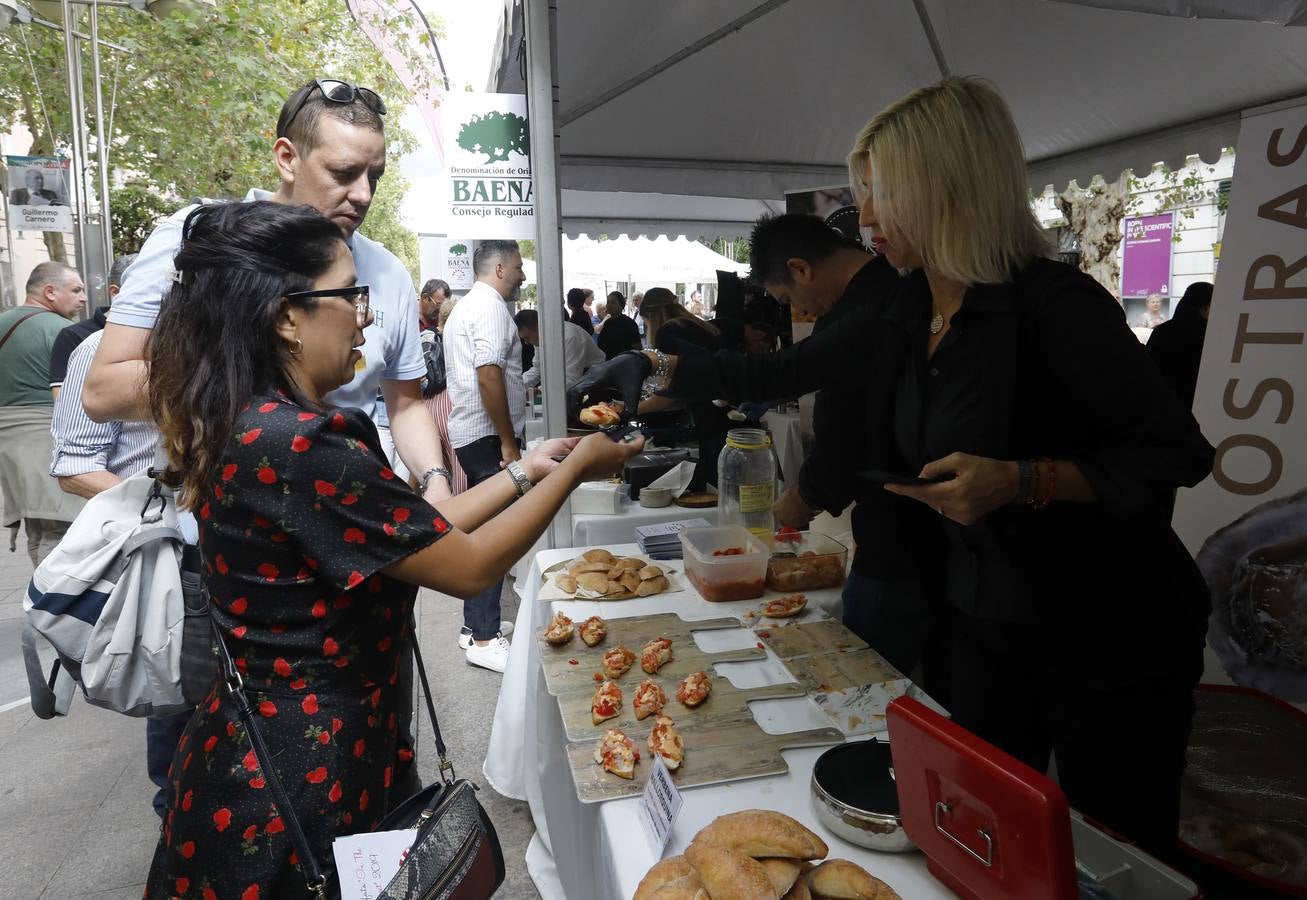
[455,111,529,163]
[108,181,172,255]
[0,0,441,264]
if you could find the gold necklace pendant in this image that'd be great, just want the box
[930,312,944,334]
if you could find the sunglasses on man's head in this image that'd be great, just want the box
[283,79,387,132]
[287,285,371,326]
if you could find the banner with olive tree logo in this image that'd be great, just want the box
[443,93,533,239]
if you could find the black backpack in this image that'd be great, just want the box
[420,329,446,397]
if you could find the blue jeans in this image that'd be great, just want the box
[454,436,512,641]
[840,570,933,680]
[146,710,193,816]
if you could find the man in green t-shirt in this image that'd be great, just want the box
[0,262,87,563]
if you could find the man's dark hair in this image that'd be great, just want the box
[473,240,520,276]
[421,278,450,298]
[605,291,625,314]
[514,309,539,330]
[566,287,587,310]
[748,213,857,285]
[277,80,385,154]
[108,253,138,289]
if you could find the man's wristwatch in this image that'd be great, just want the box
[506,460,532,497]
[418,467,451,496]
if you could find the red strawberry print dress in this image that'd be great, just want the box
[144,392,451,900]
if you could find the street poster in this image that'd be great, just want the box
[1121,212,1174,298]
[4,155,73,233]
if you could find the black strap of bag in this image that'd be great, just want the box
[211,614,500,899]
[0,309,52,355]
[212,618,331,898]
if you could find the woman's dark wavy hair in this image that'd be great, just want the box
[147,201,344,509]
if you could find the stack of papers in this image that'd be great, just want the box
[635,518,711,560]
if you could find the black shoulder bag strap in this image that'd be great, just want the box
[211,615,452,898]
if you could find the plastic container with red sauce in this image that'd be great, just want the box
[679,525,769,602]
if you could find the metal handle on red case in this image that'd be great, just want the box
[935,801,994,867]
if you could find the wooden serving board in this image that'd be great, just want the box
[754,618,868,660]
[565,719,845,803]
[781,648,902,693]
[537,613,764,696]
[553,678,806,741]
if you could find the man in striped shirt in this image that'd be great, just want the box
[49,328,190,816]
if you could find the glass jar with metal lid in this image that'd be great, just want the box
[717,428,777,537]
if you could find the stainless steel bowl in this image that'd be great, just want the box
[810,741,917,853]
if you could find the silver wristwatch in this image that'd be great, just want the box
[506,459,532,497]
[418,466,451,496]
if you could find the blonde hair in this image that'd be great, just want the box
[641,287,717,348]
[437,294,459,330]
[849,76,1048,285]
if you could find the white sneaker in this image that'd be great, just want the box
[458,621,514,650]
[465,635,511,673]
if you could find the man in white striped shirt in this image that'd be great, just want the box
[442,240,527,672]
[49,328,190,817]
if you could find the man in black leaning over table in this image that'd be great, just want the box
[747,214,935,681]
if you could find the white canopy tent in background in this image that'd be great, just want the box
[493,0,1307,223]
[519,235,748,291]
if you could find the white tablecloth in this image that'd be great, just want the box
[763,408,804,490]
[484,543,947,900]
[571,497,719,547]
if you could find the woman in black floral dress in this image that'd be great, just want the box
[142,202,641,899]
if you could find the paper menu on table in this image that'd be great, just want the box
[332,828,416,899]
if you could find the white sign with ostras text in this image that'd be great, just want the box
[441,238,475,290]
[1174,96,1307,702]
[443,93,534,239]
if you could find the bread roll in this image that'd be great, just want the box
[582,548,617,564]
[568,561,611,575]
[634,856,693,900]
[556,574,577,594]
[692,810,828,860]
[782,878,813,900]
[620,570,642,593]
[606,579,624,594]
[611,557,644,572]
[684,842,780,900]
[805,859,899,899]
[576,572,610,593]
[639,564,664,581]
[636,574,670,597]
[758,857,803,895]
[645,875,709,900]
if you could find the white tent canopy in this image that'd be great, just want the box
[519,236,747,289]
[494,0,1307,206]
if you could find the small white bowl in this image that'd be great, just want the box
[639,486,674,508]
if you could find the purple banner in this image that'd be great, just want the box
[1121,212,1174,298]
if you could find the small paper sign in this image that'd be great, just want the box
[332,828,417,899]
[638,754,683,854]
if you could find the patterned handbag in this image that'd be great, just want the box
[213,617,505,899]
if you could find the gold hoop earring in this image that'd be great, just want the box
[289,338,304,356]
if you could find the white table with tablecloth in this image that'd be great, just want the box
[483,542,949,900]
[571,496,719,547]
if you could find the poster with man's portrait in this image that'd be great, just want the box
[4,156,73,233]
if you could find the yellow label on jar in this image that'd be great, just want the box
[738,482,775,514]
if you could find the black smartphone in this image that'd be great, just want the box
[856,468,954,486]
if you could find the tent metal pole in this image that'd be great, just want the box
[61,0,89,272]
[524,0,572,549]
[559,0,797,127]
[90,0,114,272]
[911,0,951,78]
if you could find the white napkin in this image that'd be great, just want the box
[644,460,701,497]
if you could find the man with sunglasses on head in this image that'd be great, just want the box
[86,78,450,499]
[83,78,451,806]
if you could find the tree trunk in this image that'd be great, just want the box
[1058,172,1127,302]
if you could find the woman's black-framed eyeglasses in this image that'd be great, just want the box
[284,79,387,131]
[287,285,371,327]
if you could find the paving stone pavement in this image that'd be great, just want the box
[0,541,540,899]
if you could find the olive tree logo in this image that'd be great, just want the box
[456,111,530,164]
[449,243,468,256]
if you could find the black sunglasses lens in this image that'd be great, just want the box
[357,88,386,116]
[320,80,355,103]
